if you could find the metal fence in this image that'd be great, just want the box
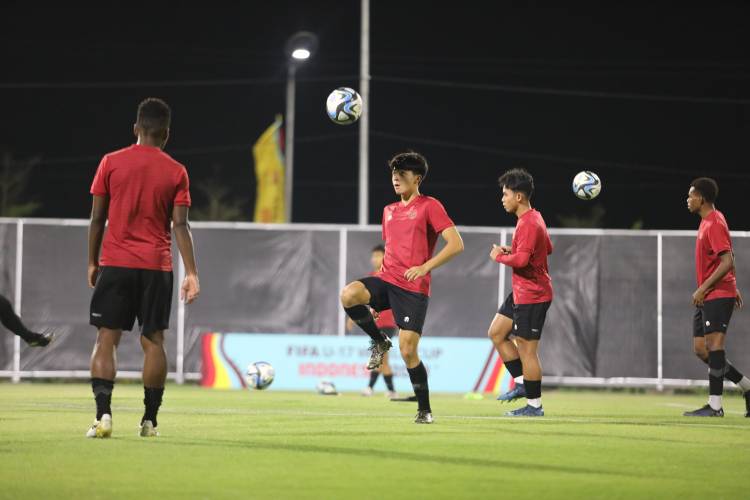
[1,218,748,390]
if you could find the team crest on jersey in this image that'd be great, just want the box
[407,208,418,220]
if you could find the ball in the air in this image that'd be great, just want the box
[326,87,363,125]
[572,171,602,200]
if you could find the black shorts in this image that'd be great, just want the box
[498,293,551,341]
[359,277,429,334]
[90,266,173,337]
[693,297,735,337]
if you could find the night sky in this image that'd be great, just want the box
[1,2,748,229]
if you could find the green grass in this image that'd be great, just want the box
[0,383,748,500]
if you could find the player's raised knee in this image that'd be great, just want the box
[340,281,366,307]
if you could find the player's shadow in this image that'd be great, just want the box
[164,438,641,478]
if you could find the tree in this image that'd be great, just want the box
[0,151,41,217]
[189,165,246,221]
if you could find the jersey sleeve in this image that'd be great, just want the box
[425,198,454,234]
[90,156,110,196]
[381,208,387,243]
[174,168,192,207]
[512,219,538,255]
[707,221,732,256]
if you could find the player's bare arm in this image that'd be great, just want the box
[172,205,200,304]
[404,226,464,282]
[87,195,109,288]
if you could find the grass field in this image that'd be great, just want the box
[1,383,748,500]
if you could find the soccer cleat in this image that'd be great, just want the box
[505,405,544,417]
[139,420,159,437]
[361,387,374,397]
[24,331,56,347]
[497,384,526,403]
[414,410,434,424]
[683,404,724,417]
[366,338,392,370]
[85,414,112,438]
[386,390,398,399]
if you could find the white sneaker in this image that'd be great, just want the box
[386,391,398,399]
[85,414,112,438]
[139,420,159,437]
[361,387,374,397]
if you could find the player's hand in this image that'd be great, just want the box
[692,287,707,307]
[181,274,200,304]
[736,290,744,310]
[490,244,509,261]
[87,264,99,288]
[370,308,380,320]
[404,264,429,282]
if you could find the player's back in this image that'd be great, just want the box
[91,144,191,271]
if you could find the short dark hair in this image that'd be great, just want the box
[498,167,534,200]
[136,98,171,138]
[371,244,385,253]
[690,177,719,203]
[388,151,428,182]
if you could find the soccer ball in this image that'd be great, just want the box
[326,87,362,125]
[246,361,275,390]
[572,171,602,200]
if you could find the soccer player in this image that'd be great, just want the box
[340,152,464,423]
[0,294,54,346]
[86,98,200,438]
[346,245,398,398]
[684,177,750,417]
[488,168,552,417]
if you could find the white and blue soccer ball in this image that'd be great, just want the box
[326,87,363,125]
[572,171,602,200]
[246,361,275,390]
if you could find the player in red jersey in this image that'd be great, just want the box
[684,177,750,417]
[347,245,399,398]
[86,98,200,438]
[340,152,464,423]
[488,168,552,417]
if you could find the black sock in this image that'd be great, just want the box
[142,387,164,427]
[724,361,744,385]
[407,362,430,412]
[523,379,542,400]
[91,378,114,420]
[700,356,744,385]
[383,374,395,391]
[344,305,387,343]
[708,350,726,396]
[504,358,523,379]
[0,294,35,340]
[368,371,380,389]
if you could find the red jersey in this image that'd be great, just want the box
[497,208,553,304]
[696,209,736,300]
[378,195,455,296]
[90,144,191,272]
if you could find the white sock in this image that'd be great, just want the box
[708,395,722,411]
[527,398,542,408]
[514,375,523,385]
[738,376,750,393]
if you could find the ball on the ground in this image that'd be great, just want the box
[246,361,275,390]
[572,171,602,200]
[326,87,362,125]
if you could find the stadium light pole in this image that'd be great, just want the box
[284,31,318,223]
[358,0,370,226]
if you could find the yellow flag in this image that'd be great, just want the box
[253,115,286,222]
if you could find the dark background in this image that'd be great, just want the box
[1,2,748,229]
